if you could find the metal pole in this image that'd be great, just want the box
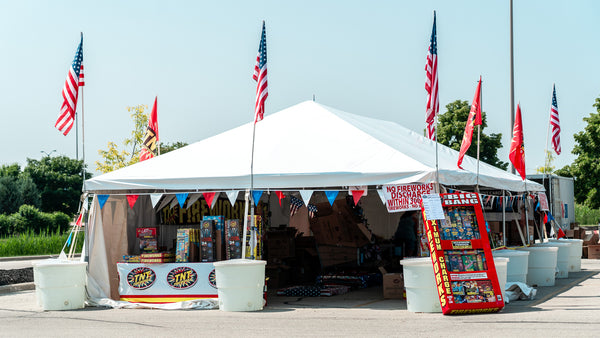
[75,112,79,161]
[509,0,516,174]
[502,191,506,246]
[81,87,86,191]
[476,77,481,192]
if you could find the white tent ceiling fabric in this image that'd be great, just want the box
[85,101,543,193]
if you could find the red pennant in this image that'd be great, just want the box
[126,195,139,209]
[351,190,364,206]
[275,191,284,206]
[543,213,548,224]
[203,192,216,209]
[457,77,482,169]
[75,213,83,227]
[509,104,526,180]
[557,228,566,239]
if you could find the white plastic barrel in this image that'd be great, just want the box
[213,259,266,312]
[517,247,558,286]
[549,239,583,272]
[400,257,442,313]
[492,249,529,284]
[493,257,509,302]
[535,242,570,278]
[32,259,87,311]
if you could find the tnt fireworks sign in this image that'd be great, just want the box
[381,183,435,213]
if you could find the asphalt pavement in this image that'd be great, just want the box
[1,259,599,337]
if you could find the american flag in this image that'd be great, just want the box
[253,21,268,123]
[55,34,83,136]
[290,196,304,217]
[307,204,318,219]
[550,84,561,155]
[425,11,439,140]
[78,65,85,86]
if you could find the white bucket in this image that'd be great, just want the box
[400,257,442,313]
[535,242,570,278]
[32,259,87,311]
[492,249,529,284]
[493,257,509,302]
[517,247,558,286]
[549,239,583,272]
[213,259,266,312]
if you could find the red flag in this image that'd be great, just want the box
[75,212,83,227]
[139,97,159,162]
[543,212,548,224]
[557,228,566,239]
[275,191,284,206]
[351,190,364,206]
[203,192,216,209]
[253,21,268,123]
[55,34,83,136]
[509,104,526,180]
[126,195,139,209]
[425,11,439,140]
[457,77,482,169]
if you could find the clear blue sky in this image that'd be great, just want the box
[1,0,598,175]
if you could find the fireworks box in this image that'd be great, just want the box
[200,220,216,262]
[139,238,158,253]
[176,228,191,262]
[122,255,140,263]
[204,216,225,259]
[136,227,157,238]
[225,219,242,259]
[140,252,175,263]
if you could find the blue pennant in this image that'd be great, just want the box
[325,191,338,206]
[252,190,263,205]
[176,193,189,208]
[97,195,109,210]
[66,232,72,246]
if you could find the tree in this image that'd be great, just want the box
[23,156,91,216]
[556,96,600,208]
[536,150,556,174]
[437,100,508,170]
[0,164,21,178]
[96,104,188,173]
[0,164,41,214]
[0,176,23,214]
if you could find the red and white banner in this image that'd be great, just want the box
[381,183,435,213]
[538,192,549,211]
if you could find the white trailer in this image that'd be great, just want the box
[527,174,575,230]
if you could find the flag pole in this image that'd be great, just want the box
[476,77,482,192]
[80,84,86,191]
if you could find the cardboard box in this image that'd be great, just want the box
[176,229,191,262]
[588,245,600,259]
[383,273,405,299]
[200,220,216,262]
[225,219,242,259]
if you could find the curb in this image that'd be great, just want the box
[0,254,81,262]
[0,282,35,295]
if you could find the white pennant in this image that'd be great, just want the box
[150,193,163,208]
[156,195,175,210]
[211,192,221,209]
[377,189,387,207]
[299,190,314,206]
[170,196,180,208]
[187,193,202,206]
[226,191,240,206]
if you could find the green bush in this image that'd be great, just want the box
[0,228,84,257]
[575,203,600,226]
[0,205,70,236]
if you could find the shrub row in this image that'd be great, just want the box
[0,205,71,237]
[0,229,83,257]
[575,203,600,226]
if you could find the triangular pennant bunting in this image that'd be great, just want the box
[252,190,263,205]
[186,193,202,207]
[211,192,220,209]
[275,191,285,206]
[126,195,139,209]
[176,193,188,208]
[226,191,240,206]
[203,192,216,209]
[351,190,364,205]
[150,193,163,208]
[299,190,313,205]
[97,195,109,210]
[325,191,339,206]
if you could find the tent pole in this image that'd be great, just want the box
[502,190,506,246]
[476,78,481,192]
[242,190,249,259]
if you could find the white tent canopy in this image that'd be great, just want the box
[85,101,543,193]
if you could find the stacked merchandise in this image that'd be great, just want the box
[316,272,381,289]
[137,227,158,253]
[439,207,481,240]
[225,219,242,259]
[122,255,141,263]
[445,250,488,272]
[245,215,263,260]
[451,280,496,304]
[200,220,215,262]
[203,216,225,260]
[140,252,175,263]
[275,285,351,297]
[176,228,200,262]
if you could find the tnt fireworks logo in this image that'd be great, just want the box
[208,269,217,289]
[166,266,198,289]
[127,267,156,289]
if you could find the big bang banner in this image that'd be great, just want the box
[381,183,435,213]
